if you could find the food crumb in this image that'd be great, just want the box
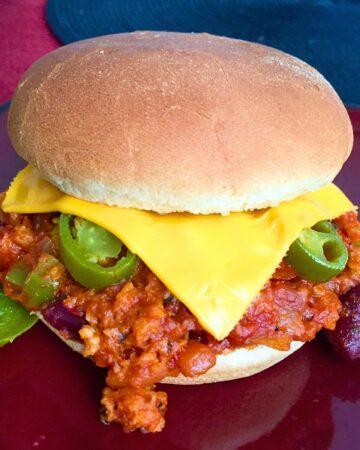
[32,434,46,447]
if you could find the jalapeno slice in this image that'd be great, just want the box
[73,217,122,263]
[285,220,348,283]
[0,290,38,346]
[58,214,138,290]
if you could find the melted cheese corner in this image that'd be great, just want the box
[2,166,355,340]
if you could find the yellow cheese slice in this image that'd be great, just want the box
[2,166,356,340]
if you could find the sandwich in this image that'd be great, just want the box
[0,31,359,433]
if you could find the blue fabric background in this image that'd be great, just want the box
[46,0,360,106]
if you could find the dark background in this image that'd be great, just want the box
[46,0,360,106]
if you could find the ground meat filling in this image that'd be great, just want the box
[0,210,359,432]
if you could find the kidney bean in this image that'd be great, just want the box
[326,285,360,361]
[177,342,216,377]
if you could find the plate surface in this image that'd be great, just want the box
[0,107,359,450]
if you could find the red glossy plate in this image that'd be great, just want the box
[0,107,360,450]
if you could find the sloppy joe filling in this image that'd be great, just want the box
[0,210,359,433]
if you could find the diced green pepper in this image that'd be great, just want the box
[0,290,38,346]
[23,255,61,307]
[58,214,138,290]
[5,262,30,287]
[285,220,348,283]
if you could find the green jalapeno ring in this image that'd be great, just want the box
[285,220,348,283]
[73,217,122,263]
[59,214,138,290]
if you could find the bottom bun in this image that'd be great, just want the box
[37,313,303,384]
[163,341,303,384]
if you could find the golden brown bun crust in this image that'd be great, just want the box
[36,312,303,384]
[8,32,353,214]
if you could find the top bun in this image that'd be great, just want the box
[8,32,353,214]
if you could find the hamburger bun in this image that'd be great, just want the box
[8,31,352,214]
[36,312,303,385]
